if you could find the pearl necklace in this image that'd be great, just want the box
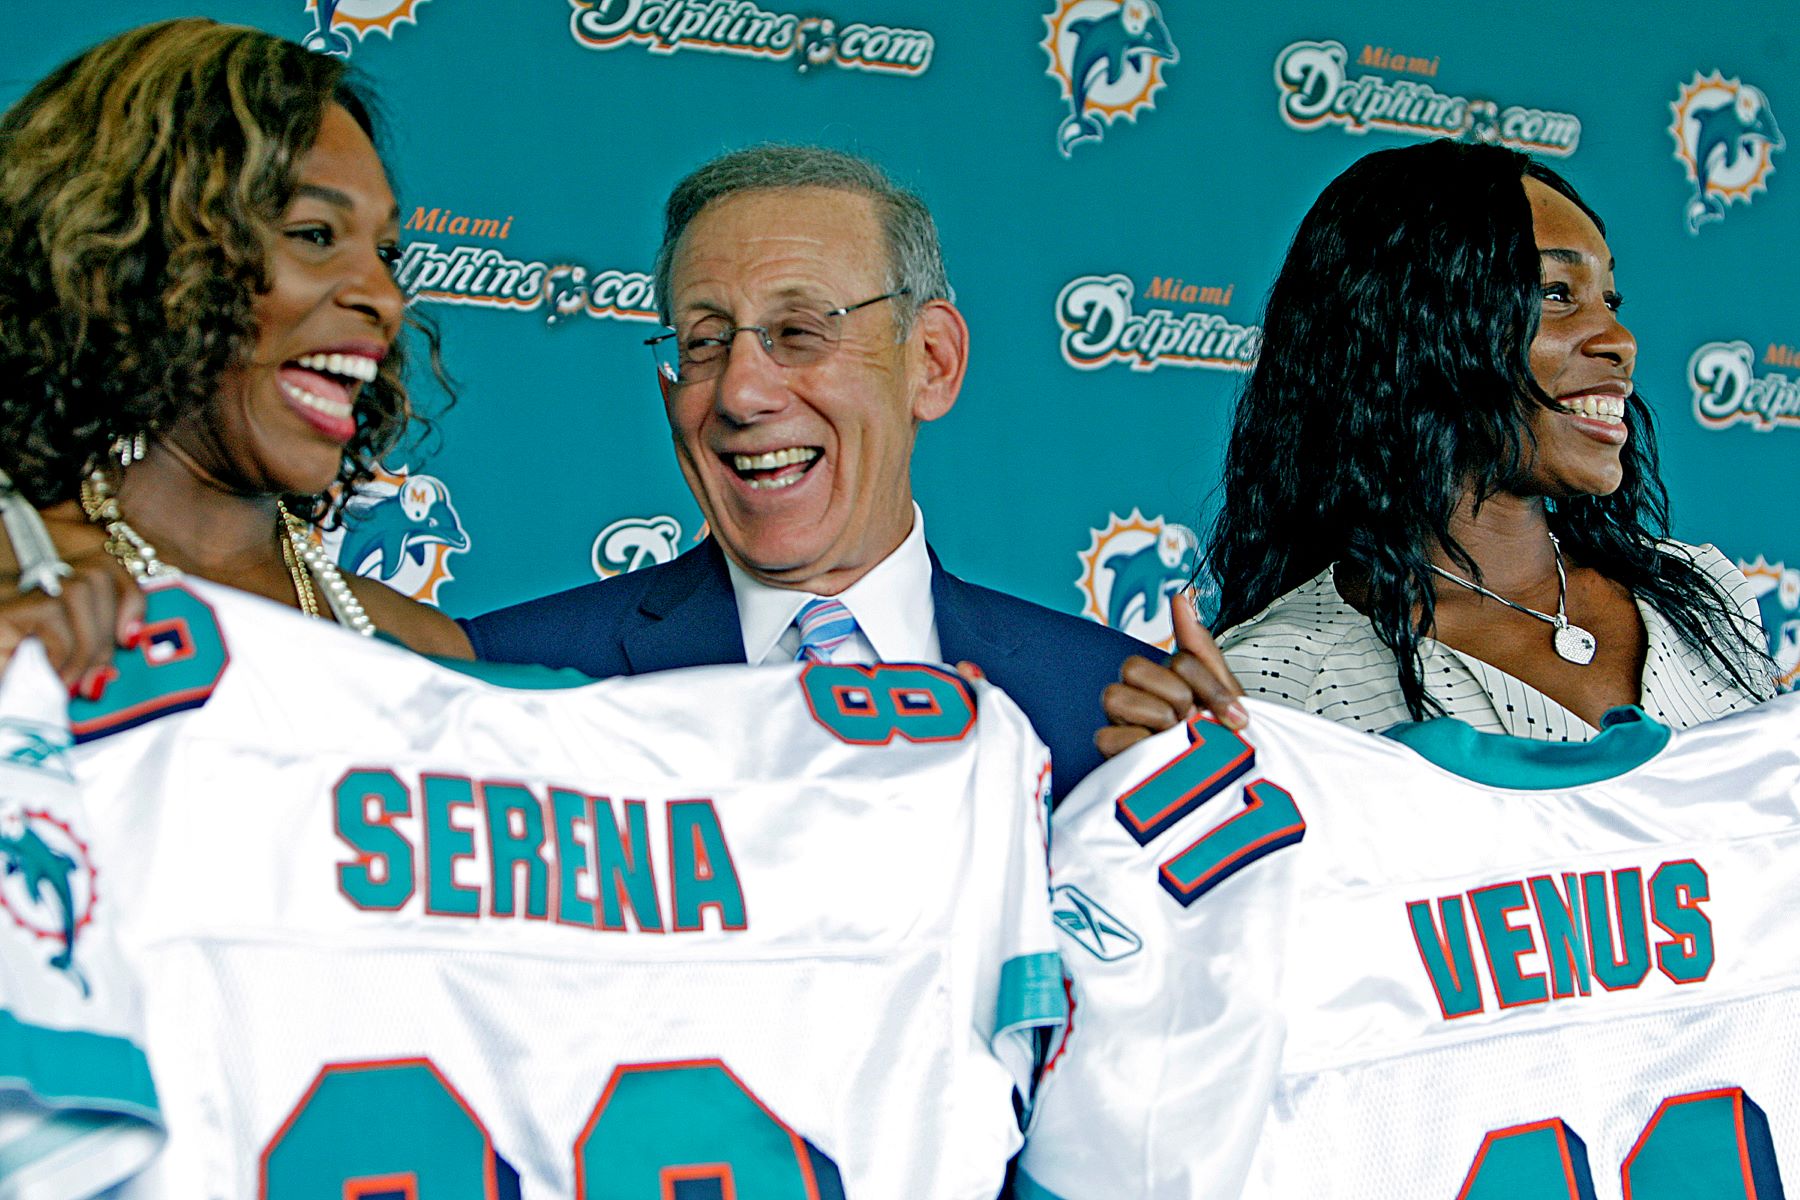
[1427,532,1597,665]
[79,469,374,637]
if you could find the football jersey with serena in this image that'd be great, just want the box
[43,578,1063,1199]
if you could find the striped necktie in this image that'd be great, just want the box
[793,597,860,663]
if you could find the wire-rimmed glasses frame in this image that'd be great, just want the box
[645,288,912,385]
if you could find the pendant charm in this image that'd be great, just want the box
[1554,622,1597,666]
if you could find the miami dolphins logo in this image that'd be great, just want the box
[301,0,433,56]
[1043,0,1178,157]
[1740,556,1800,691]
[316,465,470,606]
[1076,509,1202,650]
[0,805,96,997]
[591,514,686,578]
[1670,72,1784,234]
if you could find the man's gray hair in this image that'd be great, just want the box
[652,143,953,337]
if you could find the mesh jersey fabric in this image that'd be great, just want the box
[1020,693,1800,1199]
[40,578,1061,1199]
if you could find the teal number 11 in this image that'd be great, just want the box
[1458,1087,1784,1199]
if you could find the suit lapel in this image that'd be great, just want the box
[930,546,1024,669]
[622,540,748,673]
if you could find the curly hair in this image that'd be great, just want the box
[0,17,445,519]
[1207,139,1770,719]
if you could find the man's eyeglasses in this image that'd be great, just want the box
[646,289,911,385]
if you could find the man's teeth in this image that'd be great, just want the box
[729,447,819,490]
[733,447,819,472]
[1560,395,1626,421]
[294,352,379,383]
[280,380,352,419]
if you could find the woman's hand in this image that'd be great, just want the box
[1097,591,1246,758]
[0,547,145,698]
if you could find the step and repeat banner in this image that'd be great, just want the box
[6,1,1796,687]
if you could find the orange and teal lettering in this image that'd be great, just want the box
[1115,715,1255,845]
[1158,778,1304,905]
[1470,881,1548,1008]
[668,800,746,932]
[334,769,415,912]
[483,783,549,920]
[1648,861,1712,984]
[550,788,598,928]
[800,663,975,745]
[595,798,663,933]
[1529,873,1592,999]
[1582,868,1650,991]
[423,775,481,918]
[1407,896,1485,1019]
[69,585,227,742]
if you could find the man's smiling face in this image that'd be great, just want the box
[661,186,933,595]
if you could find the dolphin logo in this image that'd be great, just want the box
[0,809,88,996]
[339,475,469,584]
[1672,74,1785,233]
[1048,0,1179,157]
[299,0,430,56]
[1688,87,1784,231]
[592,515,685,579]
[1741,556,1800,690]
[300,0,356,55]
[1102,523,1199,629]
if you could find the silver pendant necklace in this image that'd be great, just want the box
[1428,532,1597,666]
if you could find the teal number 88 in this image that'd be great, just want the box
[260,1057,846,1198]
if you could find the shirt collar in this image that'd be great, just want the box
[725,503,936,665]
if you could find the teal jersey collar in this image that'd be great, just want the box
[425,652,599,691]
[1382,706,1672,789]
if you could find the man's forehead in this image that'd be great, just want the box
[672,186,885,294]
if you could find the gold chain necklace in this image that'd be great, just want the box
[79,468,374,637]
[275,504,321,619]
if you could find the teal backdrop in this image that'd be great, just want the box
[5,1,1796,687]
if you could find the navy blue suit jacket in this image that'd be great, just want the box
[461,539,1155,806]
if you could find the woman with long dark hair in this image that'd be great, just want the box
[1100,139,1772,749]
[0,18,473,678]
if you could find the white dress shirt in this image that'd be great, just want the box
[1217,541,1775,740]
[724,502,943,665]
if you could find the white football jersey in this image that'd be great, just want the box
[36,578,1062,1199]
[1021,694,1800,1199]
[0,641,160,1199]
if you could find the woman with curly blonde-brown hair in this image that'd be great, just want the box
[0,17,473,689]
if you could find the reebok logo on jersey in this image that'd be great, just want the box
[1053,884,1141,960]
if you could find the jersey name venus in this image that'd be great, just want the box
[1021,694,1800,1199]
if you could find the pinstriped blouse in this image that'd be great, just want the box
[1218,542,1776,740]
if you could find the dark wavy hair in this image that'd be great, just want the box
[0,18,446,519]
[1207,138,1769,719]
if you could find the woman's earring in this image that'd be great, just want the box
[110,432,146,467]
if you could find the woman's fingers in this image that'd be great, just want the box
[0,552,140,691]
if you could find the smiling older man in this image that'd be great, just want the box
[463,145,1151,805]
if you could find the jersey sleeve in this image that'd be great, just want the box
[1020,712,1300,1199]
[962,680,1067,1134]
[0,641,162,1197]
